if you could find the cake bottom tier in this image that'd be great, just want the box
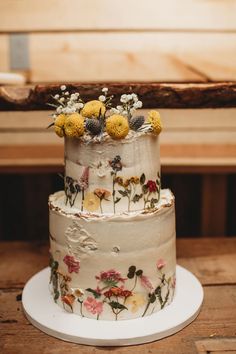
[49,189,176,321]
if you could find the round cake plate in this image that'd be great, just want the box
[22,265,203,346]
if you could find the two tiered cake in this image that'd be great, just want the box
[48,87,176,320]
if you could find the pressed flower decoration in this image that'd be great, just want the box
[49,85,162,140]
[50,254,175,320]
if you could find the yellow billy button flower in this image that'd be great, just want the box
[106,114,129,140]
[54,114,66,137]
[147,110,162,135]
[64,113,85,138]
[81,100,106,118]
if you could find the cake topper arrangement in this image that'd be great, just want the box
[49,86,162,141]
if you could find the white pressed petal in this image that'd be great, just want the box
[60,85,66,91]
[54,94,60,99]
[59,97,65,102]
[65,91,69,96]
[102,87,108,93]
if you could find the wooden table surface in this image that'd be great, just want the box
[1,238,236,354]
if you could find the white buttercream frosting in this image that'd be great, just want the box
[64,132,160,214]
[49,189,176,320]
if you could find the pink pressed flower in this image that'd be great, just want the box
[96,269,126,284]
[84,296,103,315]
[63,255,80,273]
[140,275,154,291]
[157,258,166,270]
[79,167,89,190]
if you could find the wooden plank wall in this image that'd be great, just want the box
[0,1,236,239]
[0,0,236,82]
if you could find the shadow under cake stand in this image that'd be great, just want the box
[22,265,203,346]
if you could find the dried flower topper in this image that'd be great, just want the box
[49,86,163,140]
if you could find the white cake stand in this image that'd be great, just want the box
[22,265,203,346]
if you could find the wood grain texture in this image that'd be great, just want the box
[22,32,236,82]
[195,338,236,353]
[1,0,236,32]
[1,32,236,82]
[1,83,236,110]
[0,238,236,354]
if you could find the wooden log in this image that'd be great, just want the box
[1,83,236,110]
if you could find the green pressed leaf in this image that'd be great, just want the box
[115,197,121,204]
[135,269,143,276]
[155,286,161,295]
[127,272,134,279]
[54,290,60,301]
[151,198,159,204]
[118,190,128,197]
[142,184,148,194]
[149,293,156,303]
[140,173,146,185]
[109,301,128,310]
[128,265,136,273]
[132,194,143,203]
[127,265,136,278]
[86,288,101,299]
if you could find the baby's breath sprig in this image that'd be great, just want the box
[110,93,142,121]
[49,85,84,116]
[99,87,114,109]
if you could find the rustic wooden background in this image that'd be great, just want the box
[0,0,236,240]
[1,0,236,83]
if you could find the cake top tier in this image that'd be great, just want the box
[48,86,163,215]
[49,85,162,142]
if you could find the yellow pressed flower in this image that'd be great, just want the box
[147,110,162,135]
[54,114,66,137]
[126,293,146,313]
[72,288,84,298]
[81,100,105,118]
[130,176,140,184]
[83,192,100,212]
[64,113,85,138]
[106,114,129,140]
